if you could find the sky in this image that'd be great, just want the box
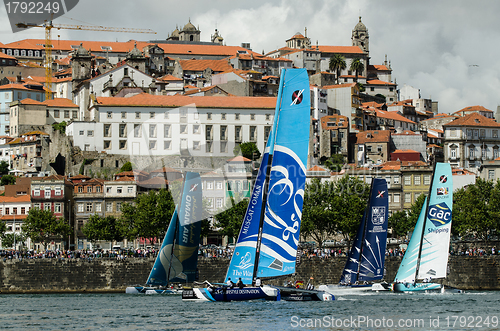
[1,0,500,115]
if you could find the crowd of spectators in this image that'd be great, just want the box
[0,248,159,261]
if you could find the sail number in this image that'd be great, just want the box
[445,316,498,328]
[5,2,60,13]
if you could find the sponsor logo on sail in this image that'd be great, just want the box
[291,89,304,105]
[437,187,449,196]
[371,207,385,225]
[376,190,385,198]
[439,174,448,183]
[235,252,253,270]
[427,202,451,227]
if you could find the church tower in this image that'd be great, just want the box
[352,16,369,54]
[71,43,92,90]
[126,42,147,73]
[179,19,201,42]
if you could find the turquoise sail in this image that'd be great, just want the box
[257,68,310,279]
[146,172,202,285]
[394,162,453,283]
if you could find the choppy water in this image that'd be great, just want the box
[1,291,499,330]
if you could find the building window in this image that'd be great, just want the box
[149,124,157,138]
[393,176,400,184]
[206,181,214,190]
[64,110,70,118]
[121,112,126,119]
[220,141,227,153]
[489,170,495,180]
[193,141,200,150]
[221,113,226,120]
[164,111,169,119]
[235,113,240,120]
[96,186,101,193]
[250,114,255,120]
[106,202,113,212]
[134,124,141,138]
[107,111,112,119]
[193,124,200,134]
[116,202,122,211]
[480,129,486,138]
[117,187,123,194]
[494,148,499,159]
[180,124,187,134]
[216,181,223,190]
[206,125,213,140]
[235,126,242,142]
[119,124,127,138]
[493,130,498,138]
[451,148,457,159]
[206,141,213,153]
[44,188,51,198]
[164,124,171,138]
[104,140,111,149]
[21,207,25,214]
[423,175,431,185]
[44,203,51,211]
[79,130,84,136]
[220,125,227,140]
[450,129,456,137]
[135,112,140,119]
[207,113,212,120]
[104,124,111,137]
[149,140,157,150]
[414,175,421,186]
[216,198,223,209]
[95,203,102,212]
[469,146,475,158]
[264,126,271,142]
[85,203,92,212]
[405,193,411,203]
[54,110,60,118]
[150,112,155,119]
[250,126,257,141]
[87,130,94,137]
[119,140,127,150]
[127,186,133,193]
[404,175,411,186]
[78,203,84,212]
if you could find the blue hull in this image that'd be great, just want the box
[125,286,179,294]
[393,282,442,293]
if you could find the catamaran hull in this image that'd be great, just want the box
[276,287,334,301]
[182,286,279,302]
[371,282,392,291]
[393,282,442,293]
[125,286,180,295]
[318,284,372,295]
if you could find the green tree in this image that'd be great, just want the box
[388,210,409,237]
[0,161,9,175]
[329,54,346,84]
[1,233,25,248]
[349,58,364,83]
[234,142,261,160]
[213,197,249,239]
[301,179,337,247]
[321,154,344,172]
[52,121,67,134]
[452,178,499,239]
[22,208,71,250]
[405,193,427,233]
[82,214,122,243]
[119,189,176,244]
[0,220,6,238]
[1,174,16,186]
[120,162,133,172]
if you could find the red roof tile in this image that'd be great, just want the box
[356,130,391,144]
[317,45,365,54]
[443,112,500,128]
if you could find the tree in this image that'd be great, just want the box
[1,175,16,186]
[388,210,409,237]
[321,154,345,172]
[22,208,71,250]
[350,58,364,83]
[120,162,133,172]
[1,233,25,248]
[0,161,9,175]
[52,121,67,134]
[118,189,176,244]
[405,193,427,234]
[0,220,6,238]
[82,214,122,243]
[329,54,346,84]
[213,197,249,239]
[234,142,261,160]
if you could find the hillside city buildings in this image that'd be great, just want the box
[0,17,494,249]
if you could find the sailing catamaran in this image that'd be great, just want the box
[393,162,453,292]
[126,172,202,294]
[319,178,390,295]
[182,68,333,302]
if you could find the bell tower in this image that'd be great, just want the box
[352,16,369,54]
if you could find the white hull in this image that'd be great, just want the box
[318,284,372,295]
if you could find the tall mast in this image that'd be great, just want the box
[355,179,374,281]
[251,70,287,285]
[415,163,437,281]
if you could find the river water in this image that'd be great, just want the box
[1,290,499,330]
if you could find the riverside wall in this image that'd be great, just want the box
[1,256,500,293]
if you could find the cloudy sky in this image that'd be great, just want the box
[1,0,499,114]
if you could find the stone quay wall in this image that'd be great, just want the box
[1,256,499,293]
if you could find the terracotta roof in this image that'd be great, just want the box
[323,83,357,89]
[392,130,420,135]
[0,83,48,92]
[157,74,183,82]
[320,115,349,130]
[453,105,493,115]
[16,98,44,105]
[427,144,442,148]
[452,168,475,176]
[443,112,500,128]
[0,52,17,60]
[378,161,401,171]
[138,177,169,187]
[0,215,28,221]
[95,94,277,109]
[22,130,49,136]
[113,176,136,182]
[392,149,419,154]
[227,156,251,162]
[179,59,234,72]
[366,79,396,86]
[0,195,31,203]
[375,109,416,124]
[69,174,91,180]
[183,85,232,96]
[317,45,365,54]
[307,165,329,172]
[356,130,391,144]
[43,98,78,108]
[368,64,390,71]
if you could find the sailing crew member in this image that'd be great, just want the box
[236,278,244,289]
[227,277,234,288]
[255,277,261,287]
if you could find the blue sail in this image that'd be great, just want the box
[146,172,202,285]
[257,68,310,279]
[340,178,389,284]
[358,178,389,282]
[224,151,269,284]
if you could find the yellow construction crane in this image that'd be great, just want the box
[16,21,157,100]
